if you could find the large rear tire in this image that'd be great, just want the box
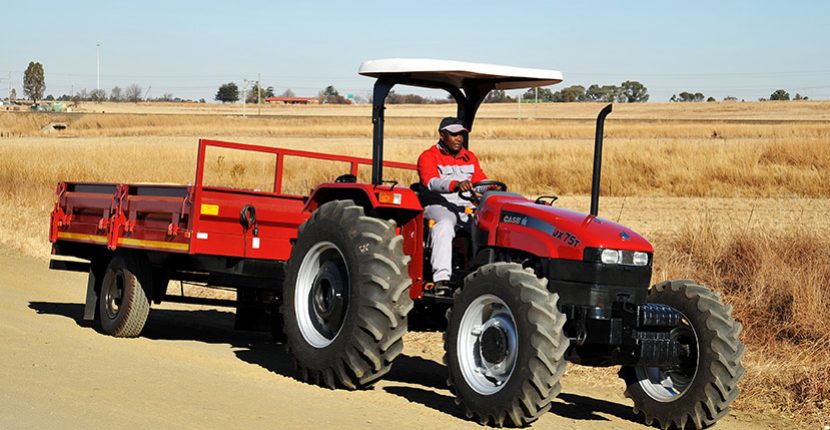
[98,252,152,338]
[282,200,413,389]
[619,280,744,429]
[445,262,568,427]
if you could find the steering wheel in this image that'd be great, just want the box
[458,180,508,204]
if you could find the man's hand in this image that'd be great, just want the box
[454,180,473,192]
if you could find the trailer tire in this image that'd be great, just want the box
[282,200,412,389]
[445,262,568,427]
[619,280,744,430]
[98,252,152,338]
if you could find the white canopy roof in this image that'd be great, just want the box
[358,58,563,90]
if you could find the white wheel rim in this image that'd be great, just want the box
[634,313,700,402]
[457,294,518,395]
[295,241,349,348]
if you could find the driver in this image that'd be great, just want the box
[417,117,489,295]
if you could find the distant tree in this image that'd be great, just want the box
[280,88,296,98]
[199,98,206,103]
[706,96,716,102]
[215,82,239,103]
[125,84,143,102]
[793,93,808,101]
[318,85,349,104]
[671,91,705,102]
[23,61,46,104]
[160,93,174,102]
[44,94,55,101]
[620,81,649,103]
[522,87,554,102]
[9,88,16,101]
[723,96,738,101]
[90,89,107,102]
[770,89,790,101]
[110,86,123,102]
[484,89,513,103]
[246,83,273,103]
[552,85,586,102]
[585,84,621,102]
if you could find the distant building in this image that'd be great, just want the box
[265,96,318,105]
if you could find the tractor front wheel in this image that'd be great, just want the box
[445,262,568,427]
[282,200,412,389]
[619,280,744,429]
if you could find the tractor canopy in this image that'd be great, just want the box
[358,59,563,185]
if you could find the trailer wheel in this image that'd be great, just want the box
[445,262,568,427]
[282,200,412,389]
[98,252,152,338]
[619,280,744,430]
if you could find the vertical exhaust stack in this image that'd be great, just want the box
[590,104,613,217]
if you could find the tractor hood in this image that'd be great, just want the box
[478,195,653,261]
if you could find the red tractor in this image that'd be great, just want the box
[49,59,743,429]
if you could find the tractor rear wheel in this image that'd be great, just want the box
[98,252,152,338]
[445,262,568,427]
[619,280,744,430]
[282,200,412,389]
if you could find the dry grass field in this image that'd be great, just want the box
[1,101,828,426]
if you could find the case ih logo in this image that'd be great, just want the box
[501,214,528,226]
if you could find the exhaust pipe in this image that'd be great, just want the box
[590,104,613,217]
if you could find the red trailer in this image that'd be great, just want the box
[50,59,743,429]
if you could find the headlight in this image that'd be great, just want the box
[600,249,621,264]
[587,248,651,267]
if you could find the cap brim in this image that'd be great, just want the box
[440,124,468,133]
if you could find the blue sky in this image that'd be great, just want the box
[2,1,829,102]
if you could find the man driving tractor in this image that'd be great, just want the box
[417,117,488,295]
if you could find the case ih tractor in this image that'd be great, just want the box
[49,59,743,428]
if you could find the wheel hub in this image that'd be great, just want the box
[104,272,125,319]
[635,315,700,402]
[309,258,347,338]
[480,325,509,364]
[457,295,518,395]
[295,242,350,348]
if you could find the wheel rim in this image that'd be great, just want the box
[457,294,518,395]
[104,271,124,320]
[635,313,700,402]
[295,241,349,348]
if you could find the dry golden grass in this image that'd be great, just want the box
[654,224,830,426]
[59,99,830,121]
[1,102,828,425]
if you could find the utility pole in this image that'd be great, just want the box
[242,78,248,117]
[534,87,539,118]
[96,41,101,91]
[257,73,261,116]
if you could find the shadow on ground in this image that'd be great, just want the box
[29,301,642,426]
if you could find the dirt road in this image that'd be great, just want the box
[0,249,793,430]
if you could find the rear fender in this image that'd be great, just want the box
[305,183,426,299]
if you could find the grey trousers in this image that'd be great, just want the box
[424,205,467,283]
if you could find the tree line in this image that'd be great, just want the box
[671,89,809,102]
[8,61,816,106]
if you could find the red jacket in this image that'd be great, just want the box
[417,143,487,207]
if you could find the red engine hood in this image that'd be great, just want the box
[477,196,653,260]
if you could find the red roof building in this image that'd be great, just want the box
[265,96,318,105]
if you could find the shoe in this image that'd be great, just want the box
[433,281,453,297]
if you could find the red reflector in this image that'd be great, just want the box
[378,192,401,205]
